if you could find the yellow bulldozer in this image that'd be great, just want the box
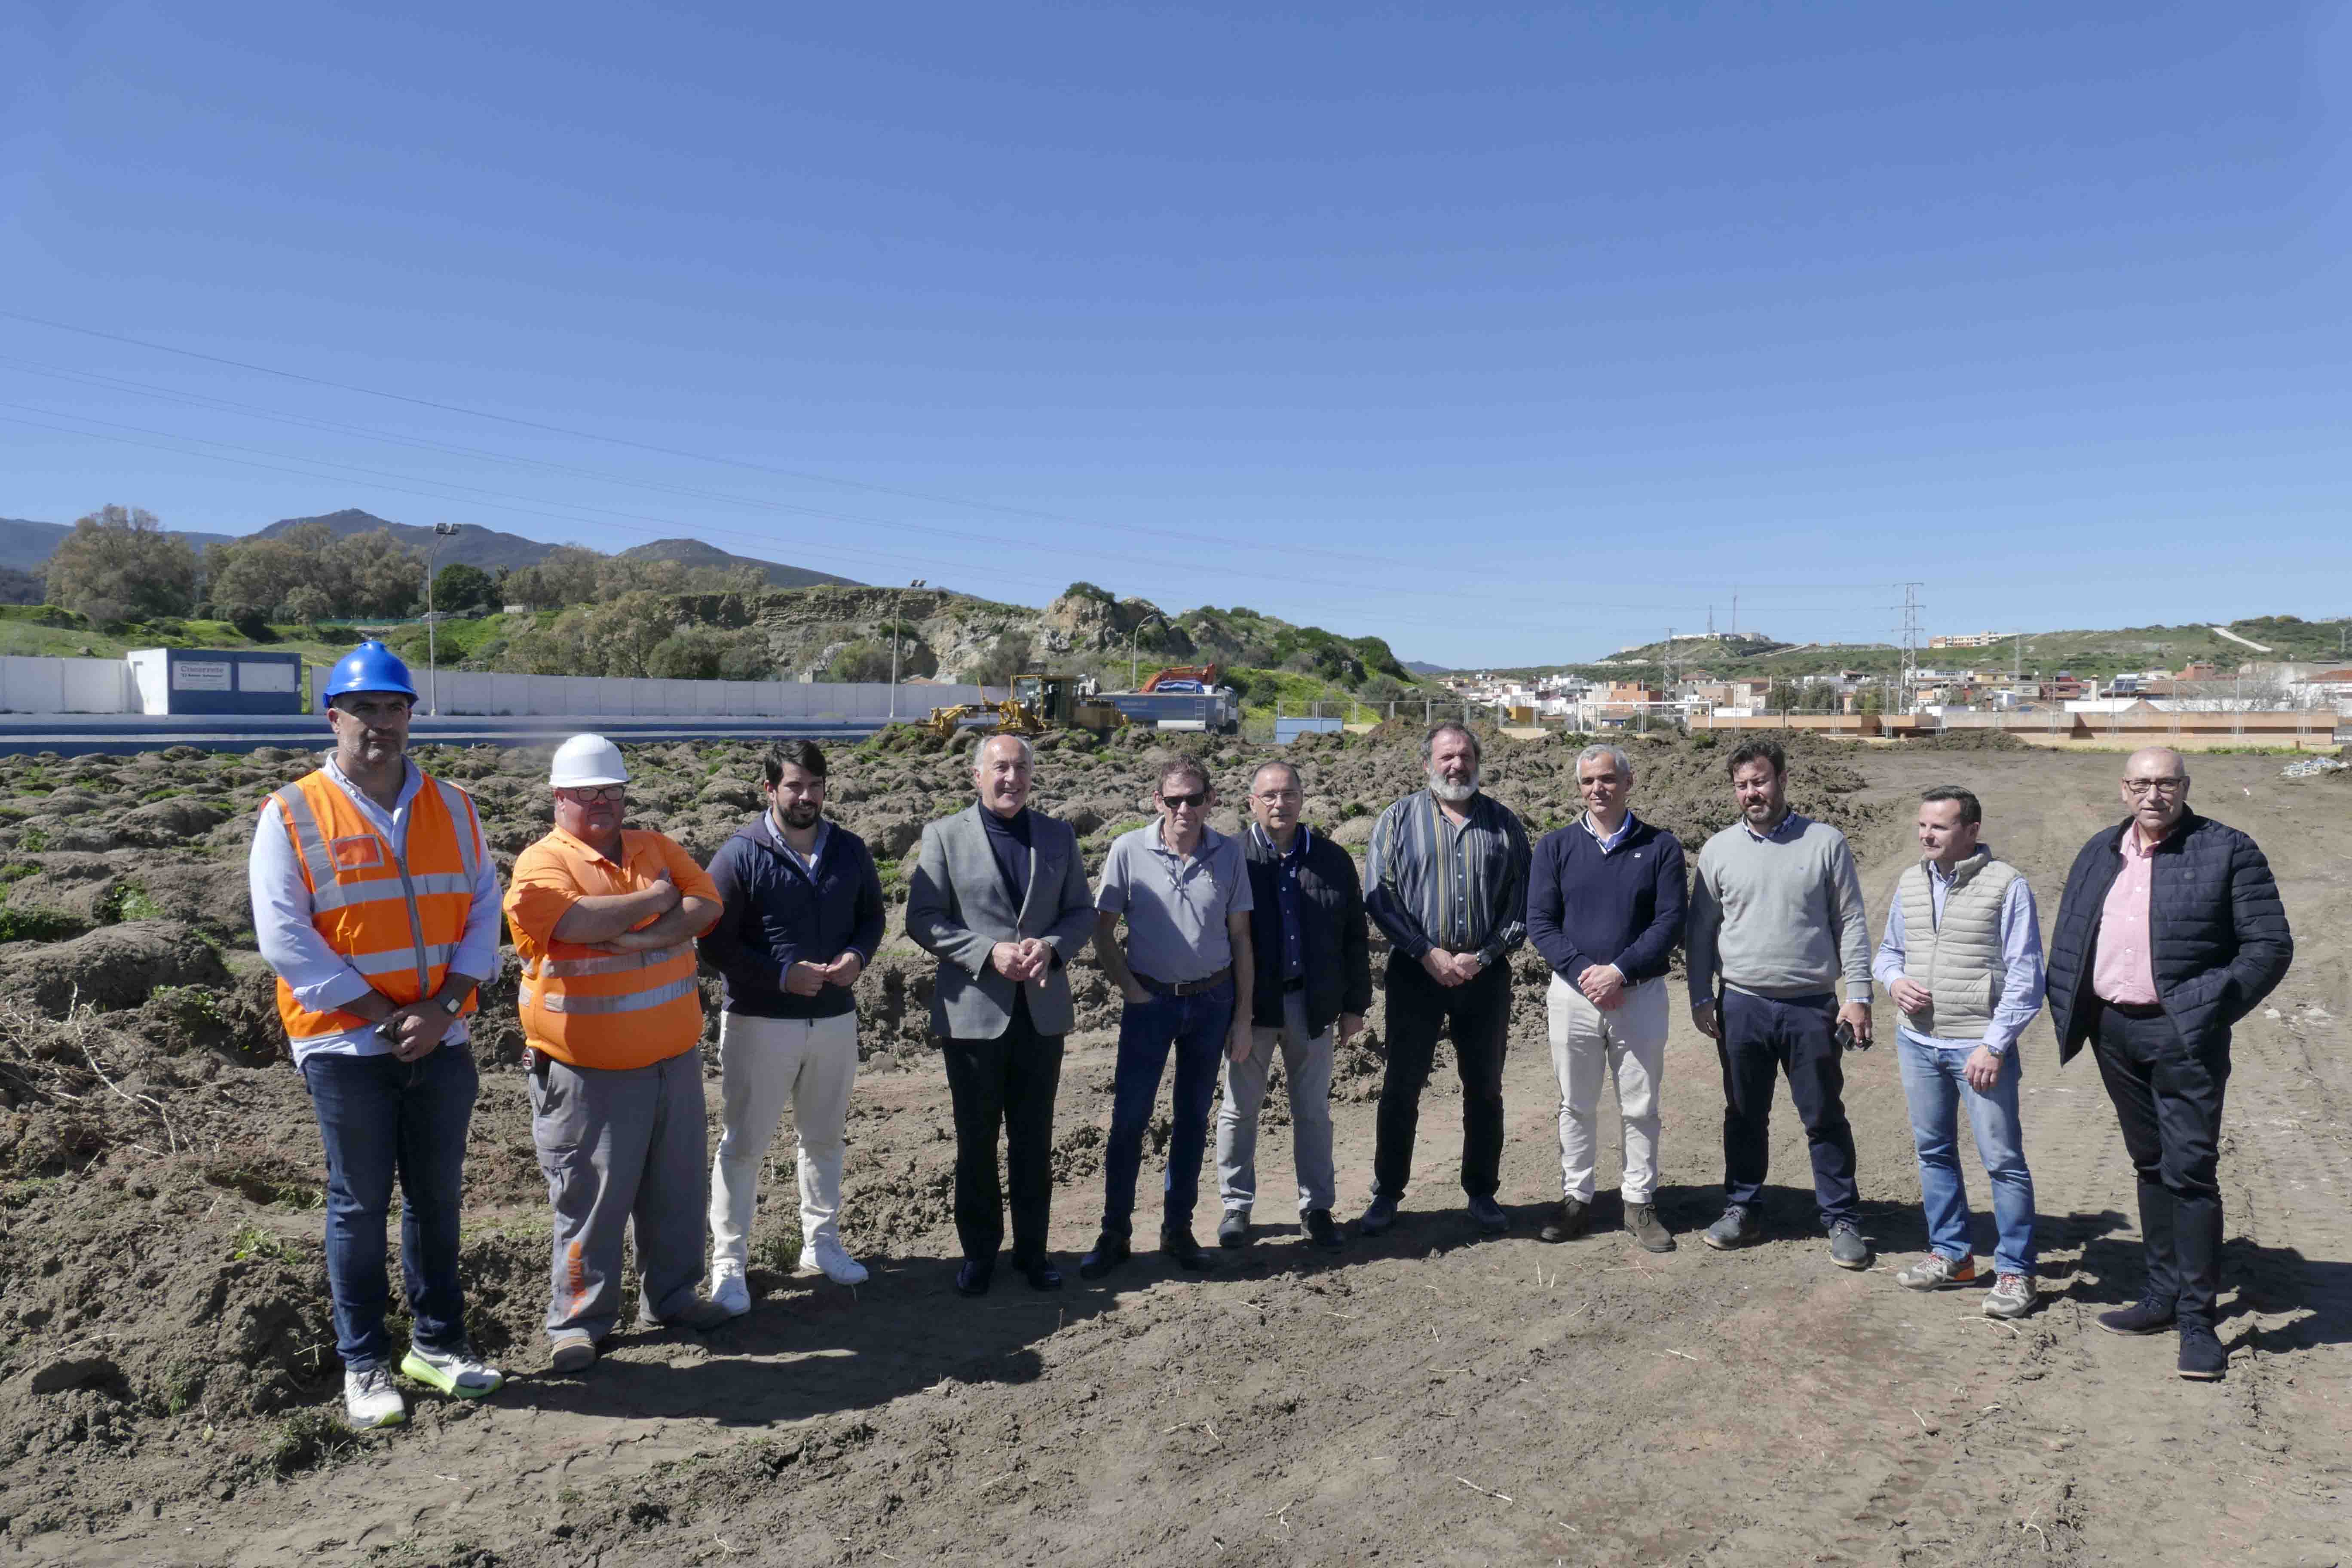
[922,673,1128,741]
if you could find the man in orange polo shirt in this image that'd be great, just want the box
[505,734,726,1372]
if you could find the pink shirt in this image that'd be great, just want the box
[2092,827,2162,1004]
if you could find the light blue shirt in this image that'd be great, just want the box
[1871,854,2045,1057]
[248,757,502,1064]
[1582,811,1635,854]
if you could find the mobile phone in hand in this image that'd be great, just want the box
[1834,1019,1865,1052]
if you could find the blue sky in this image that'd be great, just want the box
[3,2,2347,667]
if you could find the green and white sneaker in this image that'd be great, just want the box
[345,1365,407,1430]
[399,1346,505,1399]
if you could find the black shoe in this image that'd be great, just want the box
[1016,1257,1063,1292]
[954,1259,994,1298]
[1467,1195,1509,1235]
[1078,1234,1131,1280]
[1539,1197,1590,1244]
[2177,1323,2227,1381]
[1359,1195,1399,1237]
[1303,1209,1344,1252]
[2096,1299,2177,1336]
[1702,1205,1762,1251]
[1161,1227,1215,1271]
[1218,1210,1250,1250]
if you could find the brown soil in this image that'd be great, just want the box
[0,734,2346,1564]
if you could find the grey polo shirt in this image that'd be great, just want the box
[1095,820,1254,985]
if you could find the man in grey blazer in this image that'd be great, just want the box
[906,732,1097,1296]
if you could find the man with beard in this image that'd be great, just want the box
[1687,739,1876,1269]
[699,741,886,1314]
[1359,723,1532,1239]
[505,734,728,1372]
[250,640,505,1429]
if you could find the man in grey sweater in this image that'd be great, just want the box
[1687,740,1876,1269]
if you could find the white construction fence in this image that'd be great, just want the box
[313,671,1001,719]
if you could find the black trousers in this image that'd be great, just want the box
[941,993,1066,1266]
[1717,988,1859,1226]
[1372,956,1511,1202]
[2089,1001,2230,1323]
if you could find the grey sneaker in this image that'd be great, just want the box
[1623,1202,1676,1254]
[1893,1253,1978,1291]
[1984,1273,2037,1319]
[1702,1205,1761,1251]
[1218,1210,1250,1249]
[343,1365,405,1430]
[1827,1221,1873,1271]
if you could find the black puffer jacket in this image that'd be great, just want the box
[2045,811,2293,1060]
[1242,825,1373,1038]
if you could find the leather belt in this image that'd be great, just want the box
[2096,997,2165,1020]
[1136,966,1232,997]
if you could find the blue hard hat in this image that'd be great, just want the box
[325,640,419,701]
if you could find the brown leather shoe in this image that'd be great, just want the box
[1538,1197,1590,1243]
[1623,1201,1676,1253]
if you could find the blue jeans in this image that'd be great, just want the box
[1101,980,1234,1238]
[301,1045,479,1370]
[1896,1033,2035,1276]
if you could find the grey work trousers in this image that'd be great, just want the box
[1216,989,1338,1215]
[529,1048,710,1343]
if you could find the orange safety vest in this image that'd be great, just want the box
[514,833,704,1070]
[270,768,484,1041]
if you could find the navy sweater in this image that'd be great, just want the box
[699,815,886,1020]
[1525,815,1688,987]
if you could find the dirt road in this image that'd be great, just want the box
[18,747,2351,1566]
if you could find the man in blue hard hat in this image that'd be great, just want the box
[248,640,507,1430]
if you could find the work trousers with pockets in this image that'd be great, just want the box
[1372,956,1512,1204]
[1102,978,1235,1239]
[940,992,1065,1267]
[529,1047,709,1344]
[1216,987,1337,1217]
[2089,1001,2231,1324]
[708,1011,859,1271]
[1547,974,1668,1206]
[301,1044,479,1372]
[1717,987,1860,1227]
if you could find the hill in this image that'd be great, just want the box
[615,535,856,588]
[0,515,235,571]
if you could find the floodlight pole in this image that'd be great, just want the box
[426,522,461,716]
[888,578,925,719]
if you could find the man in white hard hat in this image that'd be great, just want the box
[504,735,729,1372]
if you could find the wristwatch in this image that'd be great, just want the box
[438,995,464,1017]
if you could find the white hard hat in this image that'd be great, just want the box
[550,734,629,789]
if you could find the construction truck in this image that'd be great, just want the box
[1100,665,1243,734]
[922,673,1129,741]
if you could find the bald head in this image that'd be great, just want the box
[2119,746,2191,842]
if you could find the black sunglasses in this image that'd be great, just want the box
[1159,791,1208,811]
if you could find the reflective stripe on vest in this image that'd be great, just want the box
[528,943,696,980]
[521,975,700,1015]
[269,769,481,1040]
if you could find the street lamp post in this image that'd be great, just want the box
[888,578,926,720]
[425,522,461,716]
[1130,612,1167,690]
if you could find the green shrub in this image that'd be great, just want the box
[0,907,84,943]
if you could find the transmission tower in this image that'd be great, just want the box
[1897,582,1924,713]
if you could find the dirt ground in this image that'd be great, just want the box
[2,731,2346,1565]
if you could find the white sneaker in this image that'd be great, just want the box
[344,1365,406,1430]
[399,1346,505,1399]
[799,1237,870,1286]
[710,1265,752,1318]
[1984,1273,2038,1320]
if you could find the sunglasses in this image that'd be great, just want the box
[1159,791,1208,811]
[559,785,627,804]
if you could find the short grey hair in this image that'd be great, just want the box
[1249,759,1302,793]
[1575,743,1633,781]
[1424,721,1481,765]
[973,732,1034,770]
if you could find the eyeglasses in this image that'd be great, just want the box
[559,785,627,804]
[1159,791,1208,811]
[2122,778,2187,796]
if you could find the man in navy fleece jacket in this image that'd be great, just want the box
[1524,743,1687,1253]
[698,740,886,1312]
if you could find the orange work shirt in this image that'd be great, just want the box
[505,826,722,1070]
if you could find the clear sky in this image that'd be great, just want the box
[3,3,2347,668]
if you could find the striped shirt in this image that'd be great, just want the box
[1365,790,1532,966]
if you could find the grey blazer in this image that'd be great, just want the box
[905,803,1096,1039]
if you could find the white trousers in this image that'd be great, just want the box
[1546,974,1668,1205]
[707,1011,859,1269]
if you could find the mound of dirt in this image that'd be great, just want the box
[0,921,232,1016]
